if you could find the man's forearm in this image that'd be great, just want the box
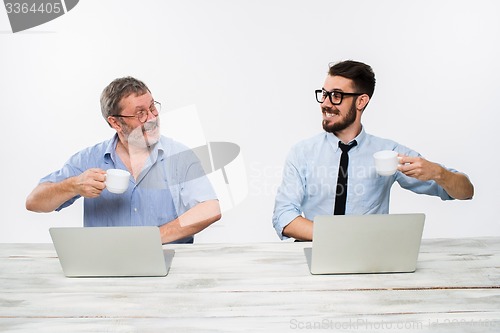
[282,216,313,241]
[159,200,221,244]
[26,180,77,213]
[435,169,474,200]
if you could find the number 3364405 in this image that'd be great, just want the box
[5,2,62,14]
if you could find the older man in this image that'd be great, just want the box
[27,77,221,243]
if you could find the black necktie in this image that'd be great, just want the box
[334,140,357,215]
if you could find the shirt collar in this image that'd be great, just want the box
[103,134,118,165]
[103,134,165,164]
[327,126,367,152]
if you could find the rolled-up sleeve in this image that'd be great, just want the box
[38,157,85,211]
[272,149,304,240]
[394,144,455,201]
[396,169,456,200]
[166,143,218,216]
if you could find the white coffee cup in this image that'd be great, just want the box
[373,150,399,176]
[105,169,130,194]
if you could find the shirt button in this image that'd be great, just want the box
[134,208,138,212]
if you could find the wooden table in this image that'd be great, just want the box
[1,238,499,332]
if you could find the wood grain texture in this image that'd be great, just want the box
[1,238,499,332]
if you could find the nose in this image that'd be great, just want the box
[321,96,333,108]
[146,109,158,122]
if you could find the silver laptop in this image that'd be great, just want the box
[49,226,174,277]
[305,213,425,275]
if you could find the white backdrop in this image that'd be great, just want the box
[0,0,498,243]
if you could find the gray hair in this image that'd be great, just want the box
[100,76,150,125]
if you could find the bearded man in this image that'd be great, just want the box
[272,60,473,241]
[27,77,221,244]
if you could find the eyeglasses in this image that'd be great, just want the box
[315,89,363,105]
[111,101,161,123]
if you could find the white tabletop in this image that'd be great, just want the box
[1,238,499,332]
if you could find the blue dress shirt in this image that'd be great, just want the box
[272,128,457,240]
[40,135,217,243]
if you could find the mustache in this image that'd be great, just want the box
[322,106,339,115]
[141,119,159,132]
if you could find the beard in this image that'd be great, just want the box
[322,99,357,134]
[121,118,161,149]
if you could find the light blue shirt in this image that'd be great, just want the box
[40,135,217,243]
[272,128,457,240]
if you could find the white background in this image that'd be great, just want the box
[0,0,498,243]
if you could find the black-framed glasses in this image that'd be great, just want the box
[315,89,363,105]
[111,101,161,123]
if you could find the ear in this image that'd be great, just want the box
[356,94,370,111]
[107,116,121,131]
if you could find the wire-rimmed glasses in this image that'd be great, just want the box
[111,101,161,123]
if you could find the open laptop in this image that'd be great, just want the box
[49,226,174,277]
[304,213,425,275]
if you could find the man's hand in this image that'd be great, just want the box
[26,168,107,213]
[397,156,441,181]
[75,168,107,198]
[397,155,474,200]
